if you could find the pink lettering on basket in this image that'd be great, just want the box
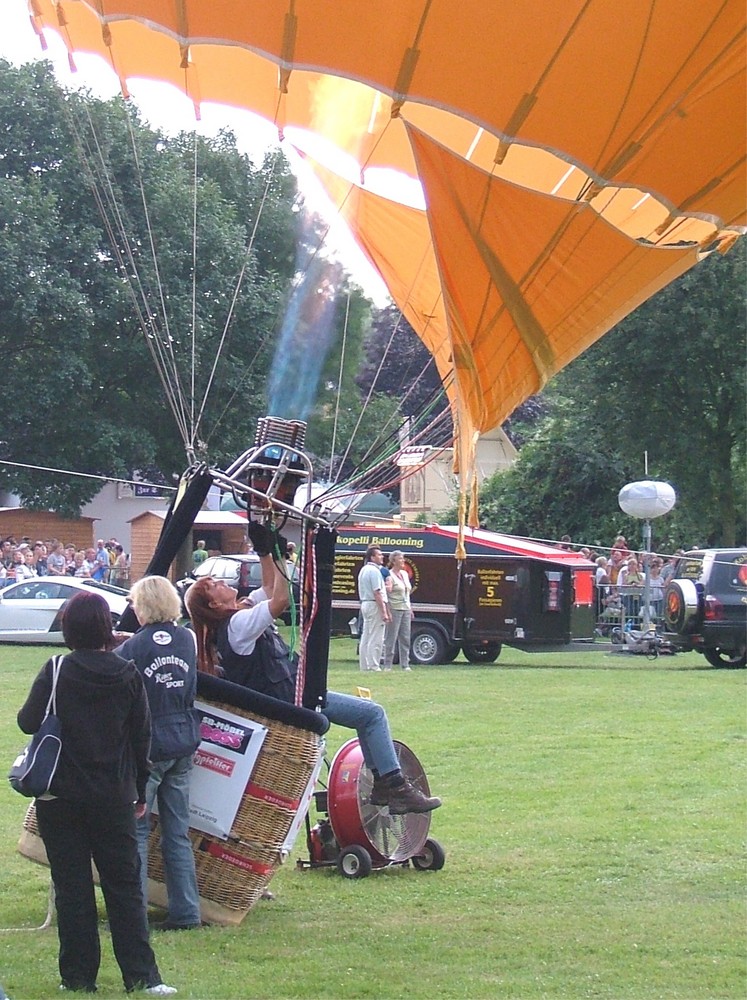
[194,748,235,777]
[245,781,300,811]
[203,842,272,875]
[199,722,244,750]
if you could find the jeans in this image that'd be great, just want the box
[359,602,386,670]
[322,691,400,776]
[36,796,161,992]
[138,755,201,927]
[383,609,412,669]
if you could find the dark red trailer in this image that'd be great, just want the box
[331,524,596,664]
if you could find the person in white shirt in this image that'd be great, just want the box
[357,546,391,672]
[383,550,414,671]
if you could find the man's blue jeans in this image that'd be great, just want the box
[138,755,201,927]
[322,691,400,776]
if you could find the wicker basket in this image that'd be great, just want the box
[19,678,327,927]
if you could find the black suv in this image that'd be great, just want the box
[664,549,747,667]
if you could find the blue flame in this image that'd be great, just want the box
[268,254,341,420]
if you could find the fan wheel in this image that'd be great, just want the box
[411,838,446,871]
[336,845,372,879]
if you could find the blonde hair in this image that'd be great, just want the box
[128,575,181,625]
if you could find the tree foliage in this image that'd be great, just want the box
[479,241,746,549]
[357,305,450,426]
[0,60,298,514]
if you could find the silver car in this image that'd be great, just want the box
[0,577,130,644]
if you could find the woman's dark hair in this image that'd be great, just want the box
[62,591,114,651]
[185,577,235,675]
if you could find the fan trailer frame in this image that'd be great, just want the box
[297,738,445,879]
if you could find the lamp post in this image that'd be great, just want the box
[618,481,677,631]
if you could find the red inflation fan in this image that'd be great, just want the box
[298,738,445,878]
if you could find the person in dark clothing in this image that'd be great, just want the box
[186,524,441,816]
[116,576,202,931]
[17,591,176,997]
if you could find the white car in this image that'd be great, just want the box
[0,577,130,644]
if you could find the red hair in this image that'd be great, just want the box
[185,577,235,675]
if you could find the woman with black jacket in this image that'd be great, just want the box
[17,590,176,996]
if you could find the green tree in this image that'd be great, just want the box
[0,60,298,514]
[357,304,450,426]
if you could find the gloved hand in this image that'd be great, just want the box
[267,529,289,561]
[246,521,272,557]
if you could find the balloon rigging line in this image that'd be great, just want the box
[193,148,282,446]
[320,394,453,502]
[0,460,175,492]
[122,101,192,438]
[75,97,191,439]
[190,132,199,448]
[606,8,742,184]
[345,365,452,487]
[200,148,369,453]
[331,309,406,484]
[73,91,279,459]
[329,221,448,488]
[79,97,282,456]
[199,196,317,453]
[329,289,350,473]
[594,2,654,179]
[71,99,192,445]
[316,407,448,506]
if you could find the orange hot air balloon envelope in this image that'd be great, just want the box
[25,0,746,529]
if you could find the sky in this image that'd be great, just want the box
[0,0,392,304]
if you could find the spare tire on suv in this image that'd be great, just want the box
[663,578,702,634]
[663,549,747,668]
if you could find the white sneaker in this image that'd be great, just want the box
[145,987,177,997]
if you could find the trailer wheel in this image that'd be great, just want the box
[410,624,448,665]
[463,640,501,664]
[337,845,372,879]
[443,641,461,663]
[411,838,446,872]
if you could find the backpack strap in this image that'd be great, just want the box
[46,655,63,717]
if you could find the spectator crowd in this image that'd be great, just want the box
[0,535,130,588]
[566,533,687,631]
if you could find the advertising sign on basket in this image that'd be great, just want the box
[167,701,268,839]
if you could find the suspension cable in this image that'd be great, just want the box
[122,105,193,438]
[70,99,192,444]
[190,132,199,456]
[329,289,351,472]
[193,148,282,439]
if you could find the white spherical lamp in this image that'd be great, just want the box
[618,481,676,520]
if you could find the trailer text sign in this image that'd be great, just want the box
[475,566,507,608]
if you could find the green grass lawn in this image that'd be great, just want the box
[0,641,745,999]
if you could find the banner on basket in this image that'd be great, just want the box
[179,700,268,839]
